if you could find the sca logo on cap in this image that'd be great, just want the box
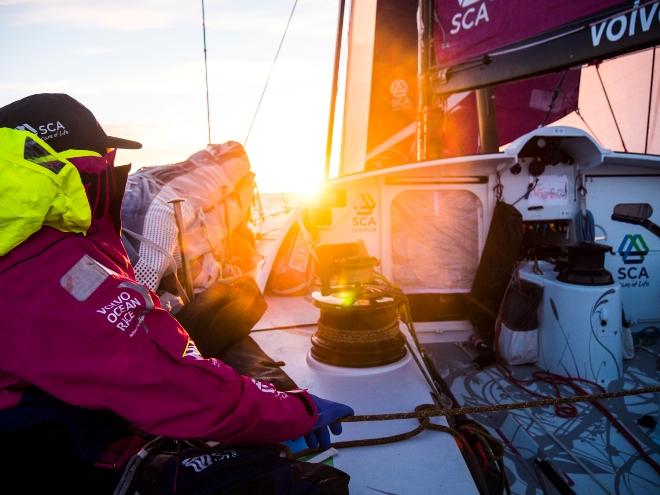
[15,123,38,134]
[16,121,68,141]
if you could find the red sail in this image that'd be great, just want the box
[441,71,581,156]
[364,0,588,166]
[433,0,624,69]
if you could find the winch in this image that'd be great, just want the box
[310,256,407,367]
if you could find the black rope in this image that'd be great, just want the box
[645,46,656,154]
[595,64,628,152]
[494,171,503,202]
[290,384,660,460]
[244,0,298,146]
[541,69,569,127]
[252,322,317,332]
[339,384,659,423]
[512,178,538,206]
[292,404,460,459]
[575,107,599,141]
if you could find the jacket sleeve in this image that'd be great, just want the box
[1,241,317,444]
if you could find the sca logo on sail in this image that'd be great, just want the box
[450,0,490,35]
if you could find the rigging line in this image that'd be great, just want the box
[575,107,599,141]
[595,64,628,152]
[541,69,568,127]
[645,46,656,154]
[403,337,443,405]
[252,182,266,225]
[244,0,299,147]
[201,0,212,145]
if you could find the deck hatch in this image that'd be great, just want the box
[390,189,481,291]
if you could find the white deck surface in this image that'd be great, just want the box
[253,295,479,495]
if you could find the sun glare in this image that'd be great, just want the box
[300,176,324,200]
[247,125,327,196]
[250,159,324,195]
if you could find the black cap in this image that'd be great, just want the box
[0,93,142,155]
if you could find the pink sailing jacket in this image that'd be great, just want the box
[0,151,317,444]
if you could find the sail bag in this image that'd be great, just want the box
[120,142,257,293]
[496,278,544,365]
[468,201,524,341]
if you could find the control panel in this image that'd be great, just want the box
[521,219,571,258]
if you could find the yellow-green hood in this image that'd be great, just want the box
[0,127,91,255]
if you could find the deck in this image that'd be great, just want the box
[253,294,660,494]
[253,294,480,495]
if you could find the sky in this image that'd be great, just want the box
[0,0,339,192]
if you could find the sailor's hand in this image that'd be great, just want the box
[304,394,354,450]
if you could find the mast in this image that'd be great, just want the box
[475,87,499,153]
[416,0,434,161]
[325,0,347,179]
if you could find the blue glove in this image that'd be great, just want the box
[304,394,354,450]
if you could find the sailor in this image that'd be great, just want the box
[0,94,353,488]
